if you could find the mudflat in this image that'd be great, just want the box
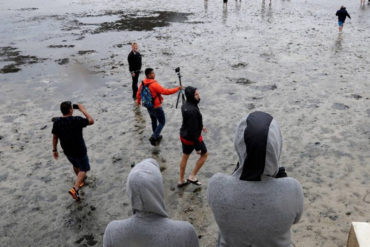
[0,0,369,246]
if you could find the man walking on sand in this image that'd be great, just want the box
[128,42,142,100]
[177,87,208,187]
[52,101,94,201]
[336,6,351,32]
[136,68,182,146]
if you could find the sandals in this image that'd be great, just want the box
[177,180,189,188]
[187,178,202,186]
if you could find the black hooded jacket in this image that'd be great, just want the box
[180,87,203,149]
[336,7,351,23]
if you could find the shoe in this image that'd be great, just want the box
[187,178,202,186]
[149,137,156,146]
[177,180,190,188]
[69,188,80,201]
[157,135,163,141]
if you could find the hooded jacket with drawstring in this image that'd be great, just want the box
[207,111,304,247]
[136,78,180,108]
[103,159,199,247]
[180,86,203,150]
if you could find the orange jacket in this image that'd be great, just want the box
[136,78,181,108]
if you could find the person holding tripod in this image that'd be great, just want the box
[136,68,182,146]
[128,42,142,100]
[177,87,208,187]
[52,101,94,201]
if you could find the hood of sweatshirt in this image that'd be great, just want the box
[127,158,168,217]
[233,111,282,181]
[142,78,156,86]
[185,86,199,105]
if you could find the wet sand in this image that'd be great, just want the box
[0,0,370,246]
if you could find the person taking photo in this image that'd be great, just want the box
[51,101,94,201]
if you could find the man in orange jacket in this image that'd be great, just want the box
[137,68,182,146]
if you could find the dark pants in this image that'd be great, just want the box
[66,154,90,172]
[147,107,166,139]
[132,71,140,99]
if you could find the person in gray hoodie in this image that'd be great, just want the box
[103,158,199,247]
[207,111,304,247]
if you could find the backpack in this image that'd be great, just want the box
[140,81,154,109]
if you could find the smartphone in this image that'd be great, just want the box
[73,104,79,109]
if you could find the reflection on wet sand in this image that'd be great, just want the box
[235,0,241,12]
[261,0,273,22]
[334,32,343,53]
[204,0,208,13]
[223,4,228,24]
[133,104,145,135]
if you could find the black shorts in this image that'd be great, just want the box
[66,154,90,172]
[182,141,207,155]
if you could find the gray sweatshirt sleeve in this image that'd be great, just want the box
[103,223,113,247]
[186,223,200,247]
[293,183,304,224]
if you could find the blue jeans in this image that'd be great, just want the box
[147,107,165,139]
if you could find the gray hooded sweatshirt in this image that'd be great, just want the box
[103,158,199,247]
[207,111,304,247]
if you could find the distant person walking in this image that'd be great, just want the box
[52,102,94,201]
[336,6,351,32]
[136,68,182,146]
[128,42,142,100]
[178,87,208,187]
[223,0,228,5]
[103,158,199,247]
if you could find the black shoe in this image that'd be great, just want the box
[149,137,156,146]
[157,135,163,141]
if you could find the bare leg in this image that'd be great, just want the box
[188,152,208,182]
[339,25,343,32]
[73,166,80,176]
[74,171,86,191]
[179,154,190,184]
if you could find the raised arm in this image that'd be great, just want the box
[153,83,181,95]
[78,104,94,125]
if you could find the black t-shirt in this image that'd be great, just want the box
[52,116,89,158]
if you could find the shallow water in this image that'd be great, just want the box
[0,0,370,246]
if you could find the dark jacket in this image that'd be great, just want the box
[180,87,203,150]
[336,7,351,23]
[127,51,142,72]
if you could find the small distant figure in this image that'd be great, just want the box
[52,102,94,201]
[223,0,228,5]
[336,6,351,32]
[177,87,208,188]
[127,42,142,100]
[207,111,304,247]
[103,159,199,247]
[136,68,182,146]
